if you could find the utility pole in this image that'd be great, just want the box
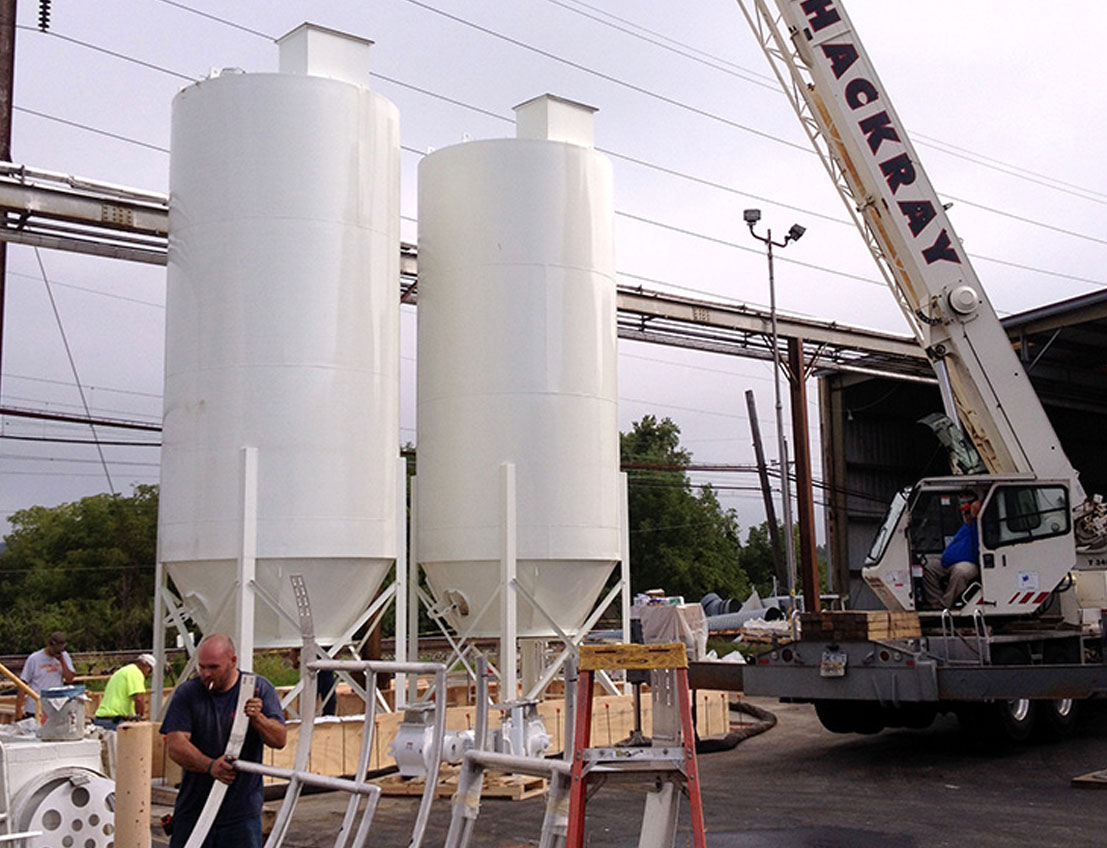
[0,0,16,406]
[745,389,786,594]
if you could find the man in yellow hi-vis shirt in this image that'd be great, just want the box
[93,653,156,729]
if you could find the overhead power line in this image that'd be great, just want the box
[149,0,273,39]
[397,0,811,152]
[15,106,170,153]
[542,0,779,90]
[33,248,117,493]
[21,19,1106,253]
[1,433,160,447]
[19,26,196,82]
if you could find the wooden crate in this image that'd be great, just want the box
[799,611,921,641]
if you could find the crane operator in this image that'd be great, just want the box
[923,493,982,609]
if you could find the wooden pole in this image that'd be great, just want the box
[745,389,786,593]
[0,0,16,404]
[788,337,821,611]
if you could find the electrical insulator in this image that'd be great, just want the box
[38,0,51,32]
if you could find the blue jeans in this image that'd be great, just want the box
[92,717,120,730]
[170,815,262,848]
[317,669,337,716]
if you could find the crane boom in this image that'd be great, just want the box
[737,0,1083,500]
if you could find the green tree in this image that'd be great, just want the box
[738,520,779,598]
[738,521,832,601]
[0,485,159,653]
[621,416,749,601]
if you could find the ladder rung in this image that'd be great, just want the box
[582,747,687,764]
[585,761,688,777]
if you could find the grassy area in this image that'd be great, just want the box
[253,651,300,687]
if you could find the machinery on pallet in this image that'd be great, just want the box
[734,0,1107,740]
[0,733,115,847]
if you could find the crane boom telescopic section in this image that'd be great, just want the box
[736,0,1082,500]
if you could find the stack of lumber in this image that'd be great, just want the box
[799,610,921,642]
[373,766,548,801]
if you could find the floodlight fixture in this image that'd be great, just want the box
[787,224,806,242]
[743,208,761,225]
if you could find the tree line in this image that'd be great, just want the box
[0,417,810,653]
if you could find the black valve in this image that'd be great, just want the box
[38,0,51,32]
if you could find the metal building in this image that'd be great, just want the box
[821,289,1107,607]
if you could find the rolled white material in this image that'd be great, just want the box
[114,721,153,848]
[161,54,400,646]
[417,109,620,638]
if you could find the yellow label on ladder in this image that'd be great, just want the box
[579,642,687,671]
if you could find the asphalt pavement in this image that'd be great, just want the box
[152,696,1107,847]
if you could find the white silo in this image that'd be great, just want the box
[159,24,401,649]
[416,95,622,642]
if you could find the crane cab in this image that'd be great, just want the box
[863,476,1076,618]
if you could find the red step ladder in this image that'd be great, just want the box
[566,642,706,848]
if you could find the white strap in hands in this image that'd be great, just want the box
[183,672,257,848]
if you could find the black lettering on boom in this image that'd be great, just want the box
[820,42,858,79]
[922,229,961,265]
[845,78,879,109]
[800,0,841,32]
[858,111,899,155]
[879,153,916,194]
[897,201,937,237]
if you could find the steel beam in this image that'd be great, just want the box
[617,287,924,361]
[0,179,167,234]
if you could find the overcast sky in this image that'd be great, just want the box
[2,0,1105,545]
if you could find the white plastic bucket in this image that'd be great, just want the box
[40,684,86,741]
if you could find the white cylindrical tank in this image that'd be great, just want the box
[417,95,620,638]
[160,25,400,647]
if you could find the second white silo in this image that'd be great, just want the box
[416,95,621,639]
[159,25,400,648]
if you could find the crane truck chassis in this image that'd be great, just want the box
[715,0,1107,741]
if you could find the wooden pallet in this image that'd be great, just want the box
[372,767,548,801]
[799,611,921,641]
[739,629,792,644]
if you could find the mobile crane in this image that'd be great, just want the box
[733,0,1107,740]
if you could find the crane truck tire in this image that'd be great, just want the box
[1037,640,1083,740]
[1038,698,1080,740]
[813,700,883,735]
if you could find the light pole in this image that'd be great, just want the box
[744,209,805,610]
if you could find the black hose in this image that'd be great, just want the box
[695,699,777,754]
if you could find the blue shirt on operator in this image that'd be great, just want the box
[941,521,979,568]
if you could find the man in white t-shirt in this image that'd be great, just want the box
[16,631,76,718]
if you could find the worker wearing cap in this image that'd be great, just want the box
[93,653,156,729]
[923,493,983,609]
[15,631,76,719]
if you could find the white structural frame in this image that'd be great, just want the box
[405,467,632,708]
[152,455,410,718]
